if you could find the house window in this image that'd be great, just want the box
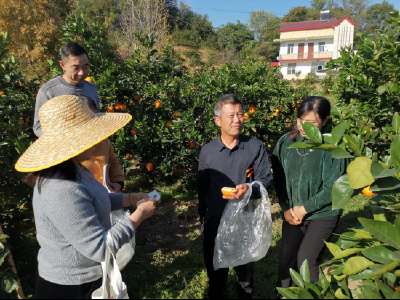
[287,63,297,75]
[318,42,326,52]
[311,62,326,72]
[287,44,294,54]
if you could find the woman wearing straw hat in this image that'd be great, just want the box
[16,95,156,299]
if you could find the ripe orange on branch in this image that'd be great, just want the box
[244,113,250,120]
[174,111,181,118]
[85,77,94,83]
[154,101,161,108]
[131,129,138,135]
[249,105,256,114]
[135,95,142,101]
[107,106,114,112]
[167,121,173,127]
[362,185,377,197]
[146,163,154,172]
[188,140,195,149]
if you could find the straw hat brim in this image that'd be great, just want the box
[15,113,132,172]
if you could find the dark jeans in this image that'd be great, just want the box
[35,276,102,299]
[203,210,255,299]
[277,216,339,288]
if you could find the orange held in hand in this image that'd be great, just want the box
[362,185,377,197]
[221,187,238,196]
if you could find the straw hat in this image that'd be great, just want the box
[15,95,132,172]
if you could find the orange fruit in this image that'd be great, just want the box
[154,101,161,108]
[297,101,301,104]
[131,129,138,135]
[0,91,5,96]
[135,95,142,101]
[115,103,122,110]
[121,104,127,111]
[129,102,134,106]
[244,113,250,120]
[25,118,29,124]
[19,120,24,124]
[362,185,377,197]
[266,117,271,121]
[174,111,181,118]
[190,87,194,90]
[370,128,373,132]
[146,163,154,172]
[107,106,114,112]
[274,112,279,116]
[167,121,173,127]
[188,140,195,149]
[249,105,256,114]
[125,154,133,158]
[246,132,251,136]
[275,109,280,113]
[221,187,238,196]
[85,77,94,83]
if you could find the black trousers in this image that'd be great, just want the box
[203,210,255,299]
[277,216,339,288]
[35,276,102,299]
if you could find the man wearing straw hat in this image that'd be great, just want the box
[16,95,156,298]
[33,41,99,137]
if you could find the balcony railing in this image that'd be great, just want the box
[279,51,333,61]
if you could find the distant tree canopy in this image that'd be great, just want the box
[364,0,396,34]
[216,21,254,52]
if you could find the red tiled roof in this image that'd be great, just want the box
[270,62,280,66]
[280,17,356,32]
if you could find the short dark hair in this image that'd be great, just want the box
[60,41,89,62]
[214,94,244,117]
[290,96,331,141]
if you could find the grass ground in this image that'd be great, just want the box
[3,174,372,299]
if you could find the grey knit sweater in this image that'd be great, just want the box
[33,167,135,285]
[33,76,100,137]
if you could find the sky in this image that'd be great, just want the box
[180,0,400,28]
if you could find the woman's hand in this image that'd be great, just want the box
[129,201,156,229]
[123,193,149,207]
[284,209,302,226]
[222,184,248,200]
[293,206,307,222]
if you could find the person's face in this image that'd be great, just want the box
[297,111,329,137]
[74,145,98,163]
[215,104,244,137]
[59,54,90,85]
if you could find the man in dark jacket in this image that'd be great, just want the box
[197,94,273,299]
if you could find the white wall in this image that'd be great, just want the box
[280,39,334,55]
[333,19,355,59]
[281,62,312,80]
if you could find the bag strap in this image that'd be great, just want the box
[106,234,125,295]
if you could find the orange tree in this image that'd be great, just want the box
[0,32,38,295]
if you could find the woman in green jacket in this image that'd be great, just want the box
[271,96,348,289]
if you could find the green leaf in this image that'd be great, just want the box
[393,291,400,299]
[305,282,321,297]
[362,287,383,299]
[370,206,387,221]
[331,121,348,145]
[332,148,354,159]
[393,112,400,134]
[378,85,387,95]
[332,175,354,210]
[377,280,395,299]
[395,215,400,231]
[359,218,400,249]
[0,273,18,293]
[370,177,400,192]
[336,232,360,249]
[335,288,350,299]
[290,269,305,288]
[0,251,9,266]
[302,122,322,144]
[362,245,395,265]
[370,261,399,277]
[347,157,375,189]
[0,235,9,240]
[371,165,397,179]
[298,289,314,299]
[334,248,365,260]
[343,257,375,275]
[276,287,297,299]
[343,134,362,156]
[351,228,375,240]
[300,260,310,283]
[318,269,329,290]
[390,136,400,170]
[289,142,316,149]
[313,144,338,151]
[325,242,342,257]
[323,134,335,144]
[349,269,374,280]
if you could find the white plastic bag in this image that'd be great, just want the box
[110,209,135,270]
[92,234,129,299]
[213,181,272,270]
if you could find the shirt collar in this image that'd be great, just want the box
[217,135,245,151]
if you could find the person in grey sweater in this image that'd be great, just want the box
[33,41,99,137]
[16,95,155,299]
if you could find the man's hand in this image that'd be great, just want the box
[109,182,122,193]
[293,206,307,222]
[222,184,248,200]
[284,209,302,226]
